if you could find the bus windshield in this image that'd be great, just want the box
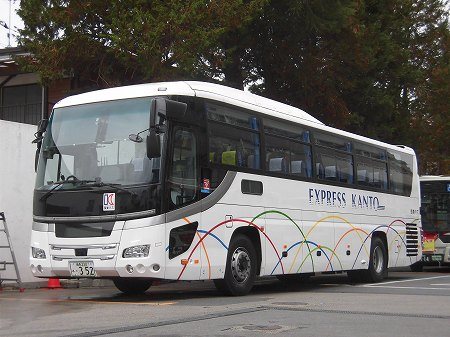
[35,97,162,190]
[421,180,450,232]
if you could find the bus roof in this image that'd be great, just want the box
[420,175,450,182]
[54,81,323,124]
[53,81,416,156]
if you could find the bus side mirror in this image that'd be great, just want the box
[152,98,187,126]
[32,119,48,172]
[32,119,49,144]
[146,130,161,159]
[147,98,187,158]
[34,148,40,172]
[38,118,49,132]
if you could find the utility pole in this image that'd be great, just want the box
[7,0,12,47]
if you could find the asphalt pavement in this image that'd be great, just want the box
[1,266,449,337]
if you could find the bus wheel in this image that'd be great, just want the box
[366,236,388,282]
[113,278,152,295]
[214,234,257,296]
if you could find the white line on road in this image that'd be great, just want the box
[430,284,450,286]
[362,285,450,290]
[363,275,450,287]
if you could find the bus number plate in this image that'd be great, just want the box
[431,255,443,262]
[69,261,96,277]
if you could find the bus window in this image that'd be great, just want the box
[264,118,309,142]
[266,136,290,173]
[169,129,198,208]
[206,102,259,130]
[336,154,353,184]
[208,123,261,169]
[314,133,352,152]
[315,149,353,184]
[355,143,386,160]
[388,150,413,196]
[356,160,388,190]
[265,135,311,178]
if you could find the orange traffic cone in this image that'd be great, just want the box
[47,278,61,289]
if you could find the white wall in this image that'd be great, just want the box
[0,120,43,285]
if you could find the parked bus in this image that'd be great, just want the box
[415,175,450,270]
[30,81,422,295]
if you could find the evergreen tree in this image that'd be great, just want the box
[17,0,449,173]
[17,0,266,89]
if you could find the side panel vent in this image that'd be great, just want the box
[405,223,419,256]
[169,221,198,259]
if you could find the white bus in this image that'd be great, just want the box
[417,175,450,269]
[30,81,422,295]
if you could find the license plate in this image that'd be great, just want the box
[431,255,443,262]
[69,261,96,277]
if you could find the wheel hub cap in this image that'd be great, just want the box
[231,247,251,283]
[373,246,384,274]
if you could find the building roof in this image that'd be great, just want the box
[0,47,31,75]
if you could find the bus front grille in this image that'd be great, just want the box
[405,223,419,256]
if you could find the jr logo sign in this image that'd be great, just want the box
[103,193,115,211]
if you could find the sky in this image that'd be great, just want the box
[0,0,23,48]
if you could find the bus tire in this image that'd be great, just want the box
[113,278,152,295]
[214,234,257,296]
[366,236,388,282]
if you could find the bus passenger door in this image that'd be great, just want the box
[164,126,203,281]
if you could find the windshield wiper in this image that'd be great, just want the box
[39,176,137,201]
[85,178,137,197]
[39,176,96,201]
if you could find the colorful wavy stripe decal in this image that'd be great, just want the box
[174,211,419,280]
[177,218,284,280]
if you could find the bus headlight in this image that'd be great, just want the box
[32,247,46,259]
[122,245,150,258]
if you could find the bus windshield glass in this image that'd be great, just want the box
[421,180,450,232]
[35,97,162,190]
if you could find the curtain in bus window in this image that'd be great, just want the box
[208,123,260,169]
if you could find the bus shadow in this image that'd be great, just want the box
[423,266,450,273]
[65,270,432,304]
[67,276,342,303]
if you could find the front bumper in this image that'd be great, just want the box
[30,222,167,279]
